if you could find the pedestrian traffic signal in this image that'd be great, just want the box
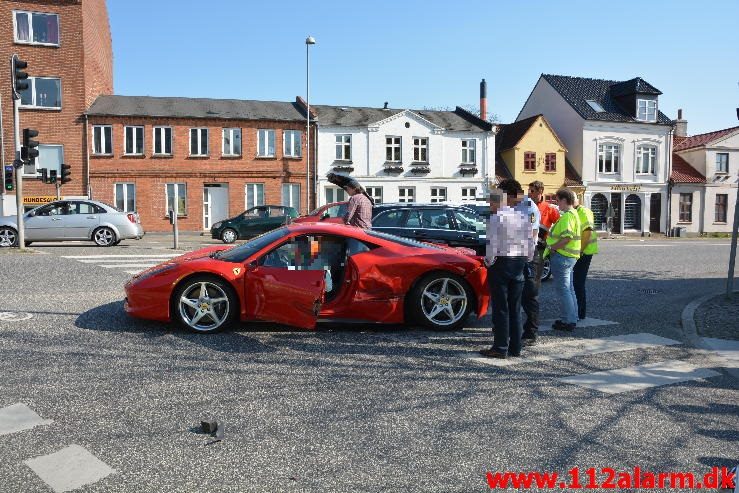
[11,55,29,98]
[21,128,39,162]
[60,164,71,184]
[4,165,13,191]
[49,170,57,184]
[40,168,48,184]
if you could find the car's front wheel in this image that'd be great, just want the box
[221,228,238,244]
[172,276,237,333]
[408,272,472,331]
[93,227,116,247]
[0,227,18,247]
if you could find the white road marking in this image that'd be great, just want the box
[124,269,146,275]
[538,317,619,332]
[62,254,178,259]
[98,264,162,269]
[24,444,115,493]
[700,337,739,368]
[0,403,52,436]
[560,360,721,394]
[467,332,681,367]
[75,259,169,263]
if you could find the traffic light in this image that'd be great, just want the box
[11,55,29,98]
[40,168,48,184]
[4,165,13,191]
[60,164,71,185]
[49,170,57,184]
[21,128,39,162]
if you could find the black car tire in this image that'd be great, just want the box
[541,258,552,282]
[0,227,18,247]
[221,228,238,244]
[171,275,238,334]
[407,271,473,331]
[93,227,117,247]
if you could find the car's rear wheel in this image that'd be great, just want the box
[408,272,472,331]
[172,276,237,333]
[541,258,552,281]
[221,228,237,244]
[93,227,116,247]
[0,227,18,247]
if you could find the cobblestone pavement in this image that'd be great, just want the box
[695,293,739,340]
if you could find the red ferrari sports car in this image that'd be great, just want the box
[124,222,489,333]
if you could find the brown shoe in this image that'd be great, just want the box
[479,348,507,359]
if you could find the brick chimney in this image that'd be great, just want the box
[674,108,688,137]
[480,79,487,121]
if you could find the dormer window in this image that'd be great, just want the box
[586,100,605,112]
[637,99,657,122]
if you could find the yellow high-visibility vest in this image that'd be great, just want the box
[546,209,581,259]
[576,206,599,255]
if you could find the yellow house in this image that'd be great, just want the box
[496,114,583,201]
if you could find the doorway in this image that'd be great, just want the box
[649,194,661,233]
[610,193,622,234]
[203,184,229,230]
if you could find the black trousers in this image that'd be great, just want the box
[522,251,544,338]
[488,257,526,356]
[573,254,593,320]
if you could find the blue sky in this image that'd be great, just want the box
[109,0,738,135]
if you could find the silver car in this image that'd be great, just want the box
[0,199,144,247]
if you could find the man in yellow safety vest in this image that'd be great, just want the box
[545,188,581,331]
[573,196,598,321]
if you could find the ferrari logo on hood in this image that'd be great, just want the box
[232,267,242,276]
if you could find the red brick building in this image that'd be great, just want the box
[0,0,112,214]
[86,95,314,232]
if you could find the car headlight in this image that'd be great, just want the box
[133,263,176,281]
[212,222,223,230]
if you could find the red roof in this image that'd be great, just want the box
[673,126,739,151]
[671,154,706,183]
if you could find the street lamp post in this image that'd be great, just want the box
[305,36,316,215]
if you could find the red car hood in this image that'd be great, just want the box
[170,246,230,263]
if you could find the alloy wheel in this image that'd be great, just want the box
[94,228,115,246]
[178,281,230,332]
[420,278,468,327]
[0,227,17,247]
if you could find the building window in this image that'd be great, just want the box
[430,187,447,203]
[398,187,415,203]
[153,126,172,155]
[598,143,620,173]
[325,187,346,204]
[166,183,187,216]
[14,11,59,46]
[461,187,477,201]
[679,193,692,223]
[637,99,657,122]
[19,77,61,109]
[716,153,729,174]
[245,183,265,209]
[586,100,605,112]
[24,144,62,176]
[124,126,144,155]
[114,183,136,212]
[636,145,657,174]
[715,194,728,223]
[413,137,428,162]
[283,130,301,158]
[257,129,276,157]
[335,135,351,161]
[545,153,556,172]
[282,183,300,209]
[462,139,476,164]
[92,125,112,155]
[222,128,241,156]
[524,152,536,171]
[366,187,383,205]
[190,128,209,156]
[386,136,402,162]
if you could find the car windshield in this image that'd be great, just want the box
[308,206,325,215]
[365,230,443,249]
[216,227,289,262]
[454,209,486,233]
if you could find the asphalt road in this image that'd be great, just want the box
[0,236,737,492]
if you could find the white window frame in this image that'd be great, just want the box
[430,187,447,203]
[13,10,60,47]
[282,183,301,209]
[462,139,476,164]
[635,145,657,175]
[245,183,265,209]
[190,128,209,156]
[23,143,63,177]
[637,99,657,122]
[413,137,428,162]
[398,186,415,203]
[461,187,477,201]
[325,187,347,204]
[165,183,187,217]
[716,153,729,174]
[335,134,352,161]
[92,125,112,155]
[257,129,276,157]
[386,136,402,162]
[598,143,621,174]
[124,126,145,156]
[114,183,136,212]
[366,186,383,205]
[153,126,173,156]
[283,130,302,158]
[19,77,62,109]
[222,128,241,156]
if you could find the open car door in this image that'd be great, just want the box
[244,266,325,329]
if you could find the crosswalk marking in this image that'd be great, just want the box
[61,254,179,259]
[699,337,739,368]
[0,403,52,436]
[24,444,115,493]
[98,264,165,269]
[61,253,180,276]
[560,360,721,394]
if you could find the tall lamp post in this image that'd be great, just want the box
[305,36,316,215]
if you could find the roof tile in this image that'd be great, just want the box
[671,154,706,183]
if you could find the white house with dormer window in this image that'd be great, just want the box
[517,74,673,234]
[309,104,494,206]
